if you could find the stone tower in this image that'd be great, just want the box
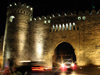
[30,16,51,62]
[3,3,33,67]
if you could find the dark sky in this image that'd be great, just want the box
[0,0,99,36]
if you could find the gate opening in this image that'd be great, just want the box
[53,42,76,67]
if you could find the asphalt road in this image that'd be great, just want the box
[26,66,100,75]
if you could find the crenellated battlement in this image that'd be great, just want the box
[7,2,33,16]
[33,9,100,22]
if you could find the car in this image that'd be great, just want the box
[16,61,52,74]
[53,58,77,71]
[60,59,77,70]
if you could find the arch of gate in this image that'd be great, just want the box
[53,42,76,63]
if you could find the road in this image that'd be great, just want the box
[28,66,100,75]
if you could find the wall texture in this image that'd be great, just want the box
[2,3,100,68]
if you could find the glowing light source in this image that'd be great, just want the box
[52,25,55,30]
[27,6,29,8]
[48,20,51,23]
[44,17,46,19]
[34,18,36,20]
[36,43,43,59]
[59,24,62,30]
[82,16,86,20]
[34,24,45,60]
[19,60,31,63]
[69,23,72,30]
[61,63,65,68]
[44,20,47,24]
[30,8,33,11]
[71,63,75,67]
[62,24,65,30]
[60,63,67,71]
[39,17,41,20]
[66,23,68,30]
[52,14,55,17]
[14,3,17,6]
[78,16,81,20]
[10,4,12,7]
[9,16,15,22]
[64,13,67,16]
[56,24,58,30]
[71,63,77,70]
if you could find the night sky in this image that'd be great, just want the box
[0,0,99,36]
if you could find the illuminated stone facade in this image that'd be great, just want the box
[2,3,100,68]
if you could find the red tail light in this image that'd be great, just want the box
[60,64,67,71]
[71,63,77,70]
[31,67,44,71]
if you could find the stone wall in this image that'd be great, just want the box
[3,2,100,68]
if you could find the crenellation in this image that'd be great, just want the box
[90,9,96,15]
[96,9,100,15]
[78,11,84,15]
[84,10,90,15]
[7,2,33,16]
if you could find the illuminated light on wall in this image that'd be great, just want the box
[52,25,55,30]
[82,16,86,20]
[52,14,55,17]
[30,8,33,11]
[64,13,67,16]
[69,23,72,30]
[44,20,47,24]
[39,17,41,20]
[27,6,29,8]
[78,16,81,20]
[44,17,47,19]
[30,17,32,21]
[19,60,31,63]
[62,24,65,30]
[18,32,26,62]
[66,23,68,30]
[10,4,12,7]
[34,26,44,60]
[59,24,62,30]
[35,42,43,59]
[58,14,61,16]
[48,20,51,23]
[9,16,15,22]
[34,18,36,20]
[56,24,58,31]
[73,22,75,30]
[14,3,17,6]
[49,16,52,19]
[6,50,10,59]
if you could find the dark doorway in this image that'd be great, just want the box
[53,42,76,66]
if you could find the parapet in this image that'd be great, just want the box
[7,2,33,16]
[33,9,100,22]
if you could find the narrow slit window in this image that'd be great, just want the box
[73,22,75,30]
[66,23,68,30]
[77,26,79,30]
[62,24,65,30]
[56,24,58,31]
[69,23,72,30]
[52,25,55,31]
[59,24,62,30]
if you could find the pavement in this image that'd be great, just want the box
[0,66,100,75]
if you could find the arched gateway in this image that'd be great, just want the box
[52,42,76,67]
